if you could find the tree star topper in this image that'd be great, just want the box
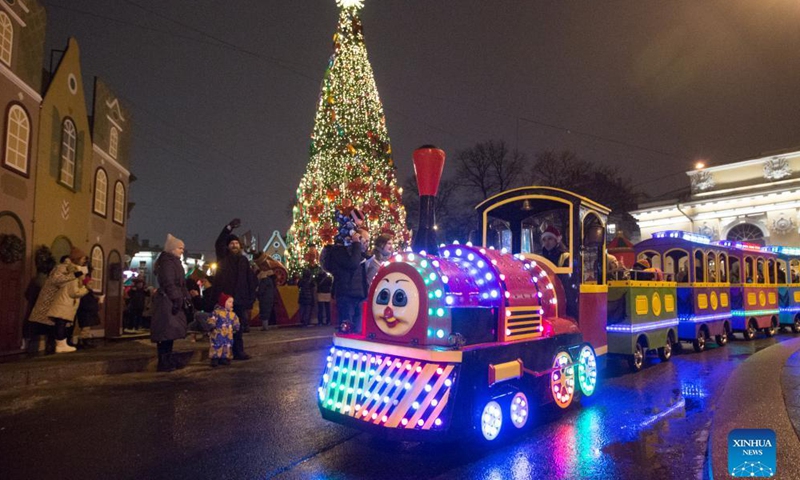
[336,0,364,10]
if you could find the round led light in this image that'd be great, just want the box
[481,400,503,441]
[510,392,529,429]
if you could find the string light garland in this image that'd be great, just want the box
[287,0,408,273]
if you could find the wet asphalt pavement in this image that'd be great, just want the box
[0,333,797,480]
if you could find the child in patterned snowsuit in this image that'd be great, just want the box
[207,293,240,367]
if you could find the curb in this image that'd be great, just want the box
[0,335,332,390]
[709,337,800,479]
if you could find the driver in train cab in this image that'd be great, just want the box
[540,226,570,267]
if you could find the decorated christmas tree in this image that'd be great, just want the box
[286,0,409,273]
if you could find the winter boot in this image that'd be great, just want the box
[219,357,230,366]
[171,353,185,370]
[55,339,76,353]
[157,354,175,372]
[210,358,219,368]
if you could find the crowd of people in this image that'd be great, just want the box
[22,209,394,371]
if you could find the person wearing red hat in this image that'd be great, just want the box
[206,293,240,367]
[540,225,570,268]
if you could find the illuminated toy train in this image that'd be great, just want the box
[317,147,800,442]
[318,147,604,442]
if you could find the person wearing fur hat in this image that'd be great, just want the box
[322,224,370,333]
[151,234,191,372]
[540,226,570,268]
[214,219,257,359]
[207,293,240,367]
[46,252,91,353]
[632,258,655,281]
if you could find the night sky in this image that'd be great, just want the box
[40,0,800,259]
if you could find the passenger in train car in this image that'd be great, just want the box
[778,265,787,283]
[792,268,800,283]
[540,225,570,267]
[632,258,654,281]
[606,254,626,281]
[730,262,741,283]
[675,266,688,283]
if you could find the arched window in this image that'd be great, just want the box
[109,127,118,159]
[59,119,77,188]
[90,245,104,292]
[4,104,29,174]
[113,181,125,225]
[0,12,12,66]
[93,168,108,216]
[727,223,765,246]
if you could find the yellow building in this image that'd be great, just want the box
[633,148,800,247]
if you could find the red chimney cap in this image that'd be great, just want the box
[413,146,445,197]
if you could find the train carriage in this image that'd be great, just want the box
[635,231,732,352]
[763,245,800,333]
[718,241,780,339]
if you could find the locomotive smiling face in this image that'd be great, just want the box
[372,271,421,336]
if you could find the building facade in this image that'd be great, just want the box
[88,78,131,337]
[0,0,46,354]
[632,149,800,247]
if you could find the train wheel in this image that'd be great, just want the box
[793,317,800,333]
[509,392,529,429]
[550,350,575,409]
[479,400,503,441]
[576,344,598,397]
[743,321,756,341]
[765,319,778,337]
[658,334,673,362]
[692,330,706,353]
[628,340,646,372]
[716,328,728,346]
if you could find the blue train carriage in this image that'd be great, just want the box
[763,245,800,333]
[636,231,732,353]
[718,241,780,339]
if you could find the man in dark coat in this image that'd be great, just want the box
[323,229,369,333]
[215,218,257,360]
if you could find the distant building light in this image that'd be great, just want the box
[695,161,705,170]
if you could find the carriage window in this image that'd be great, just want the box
[666,250,689,284]
[767,259,776,285]
[730,257,741,283]
[744,257,755,283]
[756,258,765,284]
[486,218,511,252]
[694,250,705,283]
[777,259,788,284]
[791,259,800,284]
[581,214,604,284]
[718,253,728,283]
[707,252,717,283]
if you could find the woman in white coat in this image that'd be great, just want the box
[47,254,91,353]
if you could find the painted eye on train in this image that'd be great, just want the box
[392,289,408,307]
[376,288,391,305]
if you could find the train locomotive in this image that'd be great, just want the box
[318,147,609,442]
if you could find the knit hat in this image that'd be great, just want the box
[164,233,184,252]
[541,226,561,241]
[218,293,233,307]
[69,246,86,263]
[226,233,240,246]
[635,258,651,269]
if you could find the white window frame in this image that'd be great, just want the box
[0,12,12,67]
[113,181,125,225]
[4,104,29,174]
[90,245,104,293]
[59,119,77,188]
[109,126,118,159]
[93,168,108,216]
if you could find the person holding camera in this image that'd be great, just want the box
[151,234,191,372]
